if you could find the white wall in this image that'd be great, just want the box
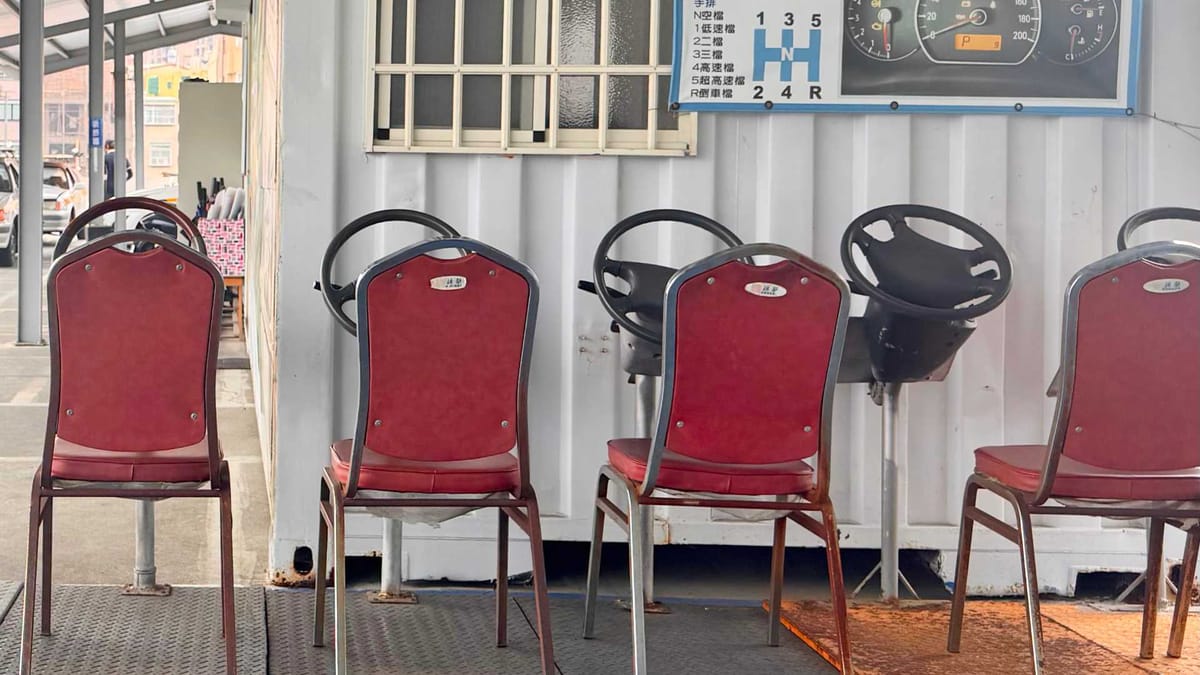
[266,0,1200,592]
[179,81,244,218]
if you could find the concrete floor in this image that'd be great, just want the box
[0,241,271,586]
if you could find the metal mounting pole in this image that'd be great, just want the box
[851,382,919,602]
[880,382,901,601]
[627,374,669,614]
[17,0,46,345]
[133,52,145,190]
[113,21,126,230]
[372,519,417,604]
[87,0,103,212]
[122,499,170,596]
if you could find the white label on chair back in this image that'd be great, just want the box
[744,282,788,298]
[430,275,468,291]
[1143,278,1190,294]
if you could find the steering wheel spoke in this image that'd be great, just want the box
[841,204,1013,321]
[592,209,744,345]
[321,210,461,336]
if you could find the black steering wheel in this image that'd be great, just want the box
[54,197,206,259]
[1117,207,1200,251]
[319,209,460,336]
[584,209,743,345]
[841,204,1012,321]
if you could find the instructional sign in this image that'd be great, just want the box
[670,0,1143,116]
[89,117,102,148]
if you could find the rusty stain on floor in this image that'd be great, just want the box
[777,599,1199,674]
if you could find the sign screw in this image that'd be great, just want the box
[501,420,510,428]
[84,264,93,271]
[374,419,382,427]
[804,425,812,433]
[65,408,74,416]
[707,277,715,285]
[176,264,184,271]
[801,277,809,285]
[1074,426,1084,433]
[190,412,199,421]
[676,421,685,428]
[395,272,404,280]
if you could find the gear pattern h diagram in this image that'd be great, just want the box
[753,27,822,84]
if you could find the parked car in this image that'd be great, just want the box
[42,161,88,235]
[0,156,18,266]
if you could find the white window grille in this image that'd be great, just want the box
[365,0,696,155]
[149,142,173,167]
[144,103,177,126]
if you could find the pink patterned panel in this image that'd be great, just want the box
[197,218,246,277]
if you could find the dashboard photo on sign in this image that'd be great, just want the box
[670,0,1143,115]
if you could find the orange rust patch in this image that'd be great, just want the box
[1043,604,1200,675]
[777,600,1155,674]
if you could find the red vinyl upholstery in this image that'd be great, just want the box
[608,438,814,496]
[1058,258,1200,472]
[330,439,519,494]
[976,445,1200,501]
[50,436,212,483]
[52,246,215,453]
[662,259,841,465]
[362,253,528,463]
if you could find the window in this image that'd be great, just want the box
[149,143,173,167]
[42,166,71,190]
[366,0,695,155]
[0,102,17,121]
[145,103,177,126]
[0,166,12,194]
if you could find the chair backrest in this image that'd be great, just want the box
[44,231,224,479]
[1045,241,1200,484]
[346,238,538,495]
[643,243,850,495]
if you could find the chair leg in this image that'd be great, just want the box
[218,468,238,675]
[19,474,43,675]
[627,497,649,675]
[1168,525,1200,658]
[1012,498,1045,675]
[1140,517,1166,659]
[40,498,52,637]
[821,504,853,675]
[313,479,330,648]
[767,516,786,647]
[331,487,349,675]
[496,509,509,648]
[947,480,980,653]
[583,473,610,639]
[522,495,556,675]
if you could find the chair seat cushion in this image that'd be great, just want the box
[607,438,814,496]
[975,445,1200,501]
[330,439,520,494]
[50,436,213,483]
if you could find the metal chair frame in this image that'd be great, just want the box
[22,229,235,675]
[311,237,555,675]
[581,243,854,674]
[947,241,1200,674]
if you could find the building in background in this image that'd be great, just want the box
[0,34,242,191]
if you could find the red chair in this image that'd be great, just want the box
[21,199,235,674]
[947,240,1200,673]
[312,237,555,674]
[582,243,854,674]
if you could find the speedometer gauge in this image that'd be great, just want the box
[846,0,921,62]
[916,0,1043,65]
[1040,0,1118,65]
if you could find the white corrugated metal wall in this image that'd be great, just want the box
[262,0,1200,592]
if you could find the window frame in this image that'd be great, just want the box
[148,142,173,167]
[144,102,178,126]
[363,0,697,156]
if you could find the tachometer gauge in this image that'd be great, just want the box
[1040,0,1118,65]
[916,0,1043,65]
[846,0,921,61]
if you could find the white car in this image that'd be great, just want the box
[0,158,18,266]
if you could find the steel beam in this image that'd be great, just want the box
[0,0,212,50]
[134,52,145,190]
[46,21,242,74]
[150,0,169,37]
[80,0,115,44]
[17,0,44,345]
[87,0,102,211]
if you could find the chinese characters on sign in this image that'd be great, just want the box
[670,0,1142,116]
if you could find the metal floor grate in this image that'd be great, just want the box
[267,588,835,674]
[0,585,267,674]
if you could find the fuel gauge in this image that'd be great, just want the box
[1041,0,1119,65]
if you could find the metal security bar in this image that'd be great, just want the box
[365,0,696,155]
